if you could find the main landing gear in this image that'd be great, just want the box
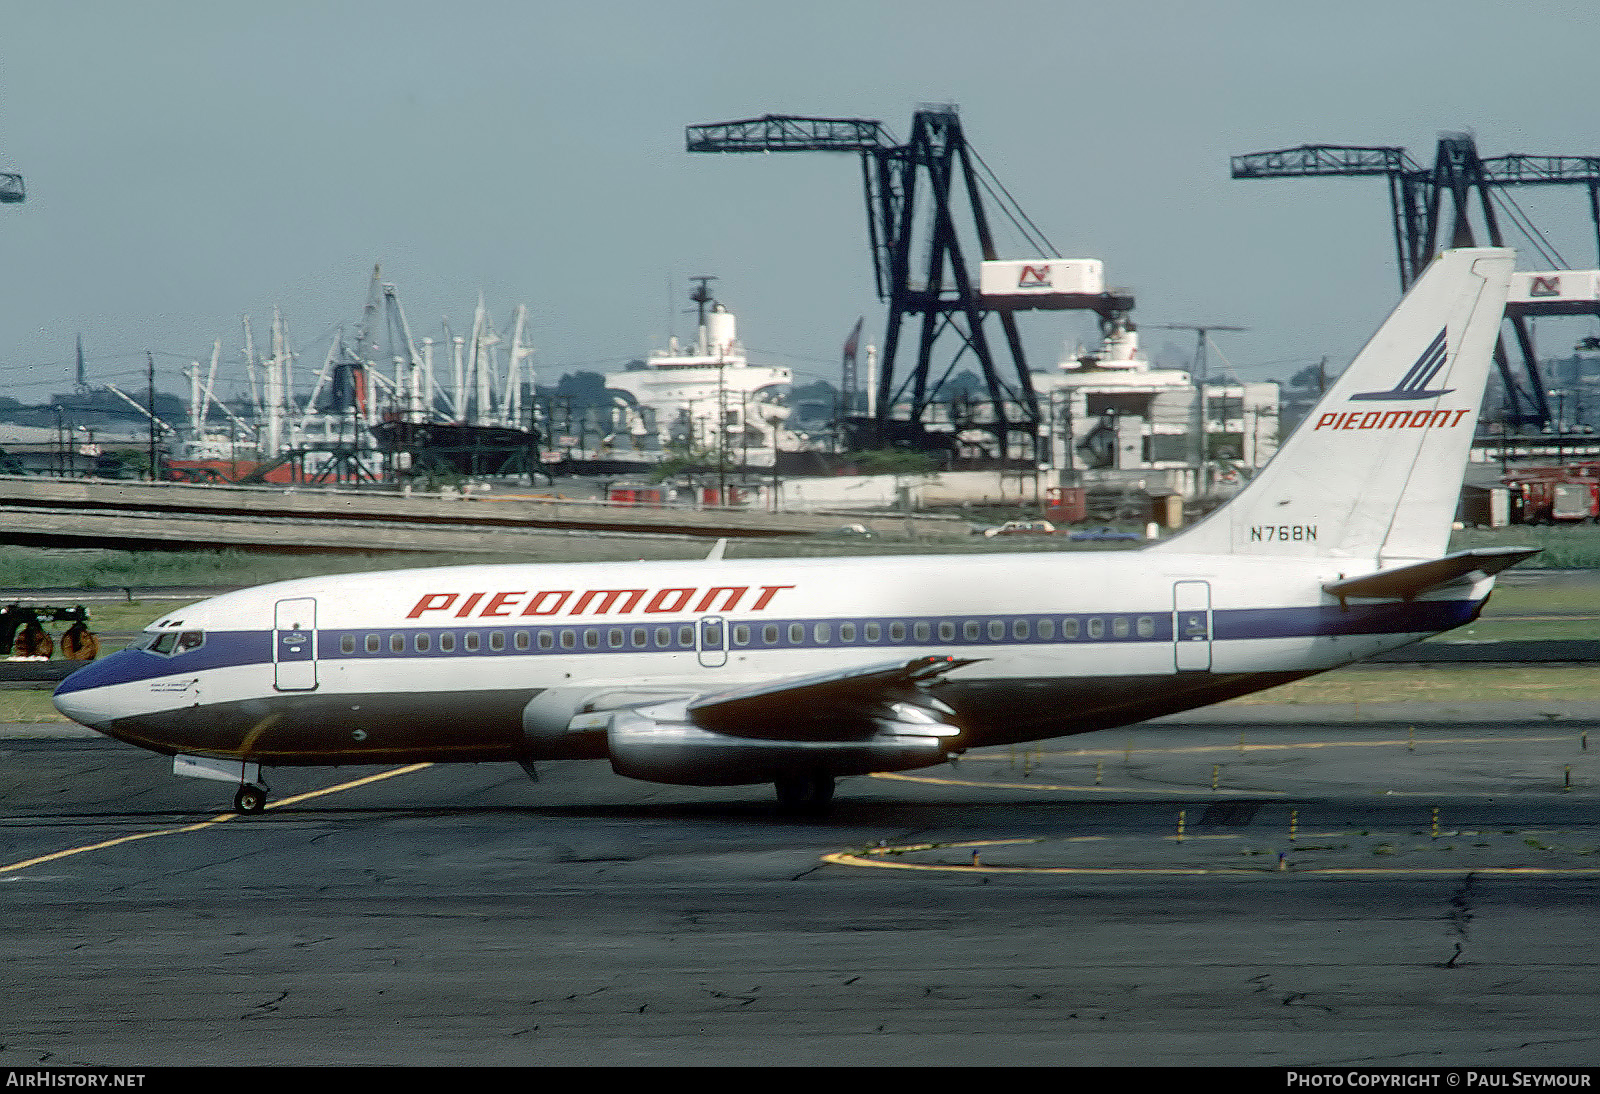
[774,772,835,816]
[173,754,269,814]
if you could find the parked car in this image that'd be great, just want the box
[983,520,1057,538]
[1069,526,1143,543]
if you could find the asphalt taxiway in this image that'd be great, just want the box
[2,707,1598,1067]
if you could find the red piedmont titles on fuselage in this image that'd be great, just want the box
[404,585,797,621]
[1313,408,1472,431]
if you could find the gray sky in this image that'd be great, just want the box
[2,0,1598,407]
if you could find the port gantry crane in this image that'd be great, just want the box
[686,107,1132,461]
[1231,133,1600,429]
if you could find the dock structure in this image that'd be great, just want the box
[0,476,964,553]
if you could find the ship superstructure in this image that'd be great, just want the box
[605,282,795,466]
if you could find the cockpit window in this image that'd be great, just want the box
[143,630,204,656]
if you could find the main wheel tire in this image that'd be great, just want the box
[234,785,267,814]
[774,773,835,815]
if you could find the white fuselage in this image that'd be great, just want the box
[53,549,1487,776]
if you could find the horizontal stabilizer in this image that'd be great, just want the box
[1321,547,1540,601]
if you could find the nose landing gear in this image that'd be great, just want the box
[173,754,269,814]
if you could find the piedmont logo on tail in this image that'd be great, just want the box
[55,249,1534,814]
[1350,327,1454,400]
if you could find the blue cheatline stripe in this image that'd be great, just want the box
[55,599,1480,695]
[323,610,1175,661]
[53,631,271,694]
[1214,600,1477,640]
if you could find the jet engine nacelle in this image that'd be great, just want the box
[605,699,952,786]
[521,686,690,761]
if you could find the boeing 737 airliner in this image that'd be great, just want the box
[54,248,1534,813]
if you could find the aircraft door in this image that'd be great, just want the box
[697,615,728,668]
[274,597,318,691]
[1172,581,1212,672]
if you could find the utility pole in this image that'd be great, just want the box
[52,405,64,477]
[147,352,159,482]
[1154,324,1246,496]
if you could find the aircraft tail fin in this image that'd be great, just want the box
[1152,247,1515,561]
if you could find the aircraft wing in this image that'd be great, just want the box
[1322,547,1540,602]
[561,654,980,745]
[686,654,981,741]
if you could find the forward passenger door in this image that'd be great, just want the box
[274,597,318,691]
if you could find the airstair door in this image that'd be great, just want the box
[1172,581,1212,672]
[274,597,318,692]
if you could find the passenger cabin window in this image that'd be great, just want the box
[341,635,355,655]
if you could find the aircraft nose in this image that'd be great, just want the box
[51,649,140,731]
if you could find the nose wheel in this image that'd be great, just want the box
[233,784,268,814]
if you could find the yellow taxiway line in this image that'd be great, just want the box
[0,763,433,876]
[821,849,1600,877]
[823,837,1600,877]
[960,735,1576,760]
[873,770,1284,796]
